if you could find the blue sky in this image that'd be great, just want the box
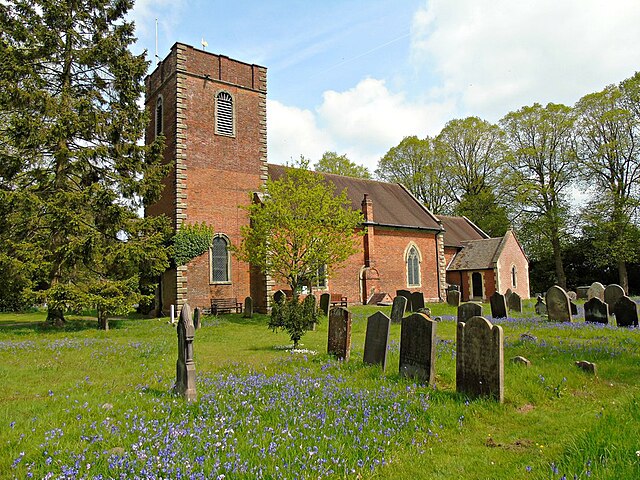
[131,0,640,173]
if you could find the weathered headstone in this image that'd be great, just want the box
[511,356,531,367]
[457,302,482,323]
[390,295,407,323]
[193,307,201,329]
[587,282,605,301]
[319,292,331,316]
[242,296,253,318]
[504,288,513,303]
[575,360,597,375]
[273,289,287,304]
[546,285,572,322]
[410,291,425,312]
[396,289,412,312]
[489,292,508,319]
[584,297,609,324]
[456,316,504,402]
[175,303,196,402]
[613,296,639,327]
[567,291,577,301]
[576,286,590,299]
[507,292,522,313]
[534,296,547,316]
[327,307,352,360]
[604,284,625,310]
[399,313,437,385]
[447,289,461,307]
[570,301,578,316]
[363,311,391,370]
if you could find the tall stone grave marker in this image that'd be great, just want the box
[587,282,605,301]
[327,307,352,360]
[399,313,437,385]
[534,296,547,315]
[507,292,522,313]
[193,307,201,329]
[458,302,482,323]
[319,293,331,316]
[546,285,572,322]
[304,294,317,330]
[243,297,253,318]
[604,284,625,310]
[175,303,196,402]
[447,289,461,307]
[456,316,504,403]
[411,291,425,312]
[613,296,639,327]
[584,297,609,324]
[489,292,508,319]
[391,295,407,323]
[396,290,412,311]
[363,311,391,370]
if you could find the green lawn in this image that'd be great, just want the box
[1,302,639,479]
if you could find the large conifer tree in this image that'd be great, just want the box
[0,1,170,326]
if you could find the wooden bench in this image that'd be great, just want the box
[330,293,348,308]
[210,298,242,315]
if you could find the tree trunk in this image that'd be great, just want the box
[550,235,566,290]
[98,309,109,331]
[618,259,629,294]
[46,307,66,326]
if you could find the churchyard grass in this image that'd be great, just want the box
[1,302,639,479]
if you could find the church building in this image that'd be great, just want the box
[145,43,529,314]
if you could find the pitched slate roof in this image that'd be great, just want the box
[447,235,510,271]
[437,215,489,247]
[267,164,443,231]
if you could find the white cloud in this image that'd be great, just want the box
[411,0,640,120]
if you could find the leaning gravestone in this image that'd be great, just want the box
[396,289,412,312]
[534,296,547,316]
[613,296,639,327]
[567,291,577,301]
[546,285,572,322]
[391,295,407,323]
[243,296,253,318]
[174,303,197,402]
[604,284,625,310]
[411,291,425,312]
[584,297,609,324]
[489,292,508,319]
[399,313,437,385]
[327,307,352,360]
[458,302,482,324]
[363,311,391,370]
[456,316,504,402]
[447,289,461,307]
[507,292,522,313]
[193,307,201,329]
[587,282,605,301]
[319,293,331,316]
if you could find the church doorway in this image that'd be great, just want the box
[471,272,483,299]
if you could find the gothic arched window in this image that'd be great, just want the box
[210,235,231,283]
[406,245,421,287]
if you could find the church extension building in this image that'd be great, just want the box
[145,43,529,314]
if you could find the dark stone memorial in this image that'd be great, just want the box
[613,296,639,327]
[243,296,253,318]
[604,284,625,310]
[396,290,412,311]
[489,292,508,319]
[399,313,437,385]
[410,291,425,312]
[546,285,572,322]
[534,296,547,316]
[327,307,352,360]
[584,297,609,324]
[193,307,201,329]
[319,292,331,316]
[447,289,461,307]
[391,295,407,323]
[570,301,578,316]
[456,316,504,402]
[363,311,391,370]
[175,303,197,402]
[457,302,482,324]
[507,292,522,313]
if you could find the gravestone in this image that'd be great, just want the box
[576,286,590,299]
[319,292,331,316]
[604,284,625,310]
[567,291,577,301]
[507,292,522,313]
[613,296,639,327]
[504,288,513,303]
[570,301,578,316]
[545,285,572,322]
[587,282,605,301]
[193,307,201,329]
[327,307,352,360]
[399,313,437,385]
[447,289,461,307]
[174,303,196,402]
[458,302,482,323]
[390,295,407,323]
[489,292,508,319]
[363,311,391,370]
[410,291,425,312]
[396,290,412,312]
[243,296,253,318]
[273,290,287,304]
[575,360,597,375]
[456,316,504,402]
[584,297,609,324]
[534,296,547,315]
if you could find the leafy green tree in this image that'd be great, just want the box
[574,76,640,292]
[0,0,170,325]
[234,160,363,347]
[314,151,372,179]
[500,103,578,289]
[375,136,450,214]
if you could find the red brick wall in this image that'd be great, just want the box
[496,231,530,299]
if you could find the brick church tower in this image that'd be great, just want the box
[145,43,268,314]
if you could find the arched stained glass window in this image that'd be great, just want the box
[216,91,234,136]
[407,246,420,287]
[211,235,230,283]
